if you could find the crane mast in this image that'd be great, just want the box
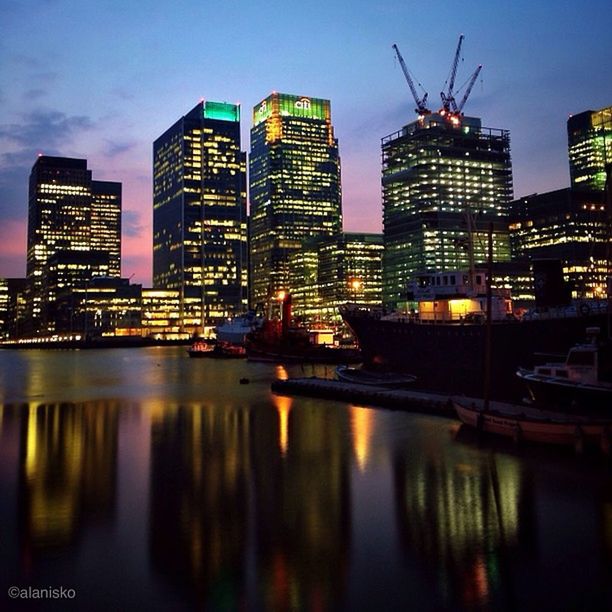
[440,34,464,113]
[392,43,430,116]
[392,35,482,122]
[456,65,482,115]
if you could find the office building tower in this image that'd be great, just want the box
[26,156,121,333]
[568,105,612,192]
[289,233,383,325]
[91,180,122,277]
[509,188,609,298]
[249,92,342,307]
[153,101,247,330]
[382,113,513,308]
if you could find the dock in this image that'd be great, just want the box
[271,377,456,418]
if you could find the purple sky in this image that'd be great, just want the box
[1,0,611,285]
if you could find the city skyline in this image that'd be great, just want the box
[1,0,612,285]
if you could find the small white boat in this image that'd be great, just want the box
[516,327,612,413]
[335,365,416,388]
[453,397,612,451]
[215,311,264,345]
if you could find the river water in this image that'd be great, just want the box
[0,347,610,611]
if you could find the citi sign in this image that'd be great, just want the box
[294,97,311,110]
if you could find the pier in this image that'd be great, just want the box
[271,377,456,418]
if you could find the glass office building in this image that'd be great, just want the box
[249,92,342,307]
[289,233,383,325]
[382,113,513,308]
[568,105,612,192]
[153,101,247,330]
[509,188,609,299]
[26,156,121,333]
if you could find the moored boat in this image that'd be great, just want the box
[341,265,610,401]
[246,293,361,364]
[452,397,612,450]
[516,327,612,413]
[215,311,264,345]
[187,339,215,357]
[335,365,416,388]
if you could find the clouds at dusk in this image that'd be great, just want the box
[1,0,611,284]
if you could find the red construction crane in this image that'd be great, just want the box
[392,43,430,116]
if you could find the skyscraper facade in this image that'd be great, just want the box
[568,105,612,192]
[153,101,247,330]
[289,232,383,325]
[26,156,121,333]
[249,92,342,307]
[382,113,513,308]
[509,188,609,299]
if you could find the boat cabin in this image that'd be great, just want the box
[533,328,612,384]
[406,270,513,322]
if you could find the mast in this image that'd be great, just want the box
[483,222,494,411]
[606,163,612,340]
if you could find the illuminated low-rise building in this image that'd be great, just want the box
[568,105,612,192]
[53,280,185,339]
[249,92,342,307]
[153,101,248,334]
[26,156,121,334]
[289,233,383,326]
[509,188,609,298]
[382,113,513,309]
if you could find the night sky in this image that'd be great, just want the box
[1,0,611,285]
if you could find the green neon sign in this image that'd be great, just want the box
[253,93,330,126]
[203,101,240,122]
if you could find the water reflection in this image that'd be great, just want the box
[273,394,293,457]
[392,421,532,610]
[147,400,352,610]
[349,405,375,472]
[250,399,351,612]
[149,403,250,609]
[18,402,118,553]
[0,349,611,611]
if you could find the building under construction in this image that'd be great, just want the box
[383,37,513,308]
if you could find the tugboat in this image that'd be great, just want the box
[517,327,612,413]
[245,293,361,364]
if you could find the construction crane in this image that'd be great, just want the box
[455,64,482,115]
[392,43,430,116]
[440,34,464,113]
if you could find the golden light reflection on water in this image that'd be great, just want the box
[273,394,293,456]
[275,365,289,380]
[19,402,118,549]
[349,405,375,472]
[2,349,611,610]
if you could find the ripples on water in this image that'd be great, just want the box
[0,347,611,611]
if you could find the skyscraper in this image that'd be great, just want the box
[153,101,247,330]
[568,105,612,192]
[289,232,383,325]
[382,113,513,308]
[26,156,121,333]
[249,92,342,307]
